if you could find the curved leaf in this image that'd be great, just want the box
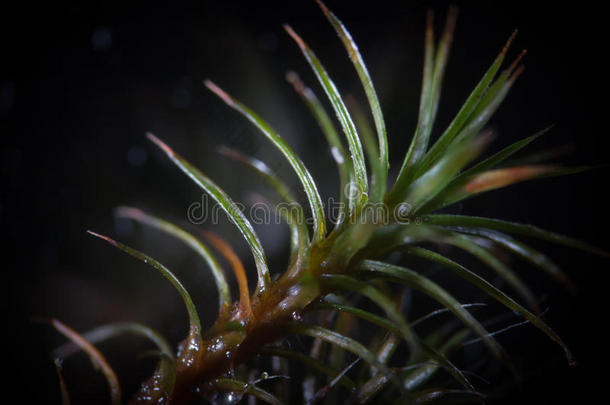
[419,31,519,174]
[421,127,551,211]
[202,231,253,321]
[320,274,418,350]
[218,146,309,270]
[204,81,327,243]
[453,227,575,291]
[399,133,491,212]
[455,126,552,177]
[426,214,608,257]
[405,246,575,364]
[357,260,505,361]
[313,300,400,335]
[284,24,368,207]
[317,0,388,200]
[286,71,354,226]
[435,231,540,313]
[115,206,231,314]
[392,9,457,199]
[87,230,202,337]
[147,132,271,293]
[345,94,384,204]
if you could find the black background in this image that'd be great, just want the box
[2,1,608,404]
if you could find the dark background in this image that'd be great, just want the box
[2,1,608,404]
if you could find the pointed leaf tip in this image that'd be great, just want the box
[115,206,232,314]
[146,132,174,157]
[204,79,237,107]
[87,230,115,245]
[144,133,271,290]
[503,29,518,55]
[205,79,327,242]
[508,49,527,72]
[284,21,369,205]
[87,230,203,335]
[315,0,330,15]
[283,24,304,49]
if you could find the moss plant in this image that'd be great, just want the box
[49,2,606,404]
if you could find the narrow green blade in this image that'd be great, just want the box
[426,214,608,256]
[147,133,271,293]
[466,50,525,126]
[453,228,575,291]
[393,9,457,199]
[87,230,202,337]
[459,126,552,176]
[417,31,518,174]
[284,24,368,207]
[204,81,327,243]
[286,71,354,225]
[320,274,418,350]
[436,231,540,313]
[218,146,309,269]
[406,246,575,365]
[421,127,551,211]
[345,94,384,203]
[400,133,490,212]
[357,260,504,361]
[317,0,388,198]
[51,318,121,405]
[115,207,231,314]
